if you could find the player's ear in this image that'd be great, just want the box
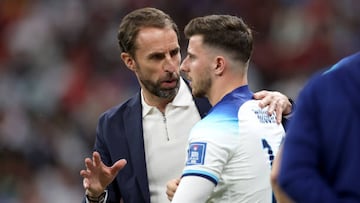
[214,56,225,76]
[121,52,136,72]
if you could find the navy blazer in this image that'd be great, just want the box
[83,88,211,203]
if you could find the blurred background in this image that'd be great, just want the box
[0,0,359,202]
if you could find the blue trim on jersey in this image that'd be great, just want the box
[209,85,253,117]
[182,169,218,185]
[199,85,253,136]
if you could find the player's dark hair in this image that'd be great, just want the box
[184,15,253,63]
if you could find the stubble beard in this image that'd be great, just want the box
[192,75,212,98]
[140,73,180,100]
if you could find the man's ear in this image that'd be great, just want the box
[214,56,225,76]
[120,52,136,71]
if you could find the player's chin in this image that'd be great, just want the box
[192,87,206,98]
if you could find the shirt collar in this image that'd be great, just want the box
[141,78,194,118]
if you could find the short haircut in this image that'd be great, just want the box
[117,7,180,57]
[184,15,253,63]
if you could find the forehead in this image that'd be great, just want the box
[188,35,206,54]
[135,27,179,54]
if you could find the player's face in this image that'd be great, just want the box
[133,27,181,100]
[181,35,212,98]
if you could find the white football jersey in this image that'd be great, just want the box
[180,85,285,203]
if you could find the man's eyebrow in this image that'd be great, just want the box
[147,47,180,59]
[171,47,180,52]
[148,51,165,59]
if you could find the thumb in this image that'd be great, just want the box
[110,159,127,175]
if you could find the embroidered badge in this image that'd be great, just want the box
[186,142,207,165]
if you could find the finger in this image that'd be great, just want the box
[166,190,174,201]
[253,90,268,100]
[275,99,285,122]
[259,98,268,109]
[83,178,90,189]
[85,158,95,171]
[259,94,274,109]
[110,159,127,175]
[166,185,175,201]
[80,169,90,178]
[175,178,180,185]
[93,151,101,167]
[166,179,179,198]
[167,180,177,190]
[275,107,282,124]
[266,100,277,115]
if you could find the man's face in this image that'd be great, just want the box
[133,27,181,100]
[181,35,212,98]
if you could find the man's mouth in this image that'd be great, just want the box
[161,79,177,88]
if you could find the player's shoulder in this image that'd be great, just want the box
[238,99,263,116]
[239,100,280,125]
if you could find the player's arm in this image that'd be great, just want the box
[270,146,294,203]
[171,176,215,203]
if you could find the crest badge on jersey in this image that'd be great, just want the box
[186,142,207,165]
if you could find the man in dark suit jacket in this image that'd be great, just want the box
[80,8,293,203]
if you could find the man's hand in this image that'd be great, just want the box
[253,90,292,124]
[166,178,180,201]
[80,151,127,197]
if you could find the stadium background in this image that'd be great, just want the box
[0,0,359,202]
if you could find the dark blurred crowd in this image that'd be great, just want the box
[0,0,359,202]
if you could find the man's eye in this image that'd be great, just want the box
[170,49,179,57]
[151,54,165,60]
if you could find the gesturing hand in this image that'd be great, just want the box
[80,151,127,197]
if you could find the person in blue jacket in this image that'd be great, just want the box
[274,51,360,203]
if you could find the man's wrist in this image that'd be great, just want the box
[86,191,106,203]
[283,98,294,117]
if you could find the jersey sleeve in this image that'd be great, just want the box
[171,175,215,203]
[181,118,239,185]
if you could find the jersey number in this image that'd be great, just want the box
[261,139,274,166]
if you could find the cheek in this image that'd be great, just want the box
[135,64,156,80]
[139,68,157,80]
[193,60,208,73]
[176,54,181,64]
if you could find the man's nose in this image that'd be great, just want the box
[164,56,178,72]
[180,58,188,72]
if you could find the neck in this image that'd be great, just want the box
[208,74,247,106]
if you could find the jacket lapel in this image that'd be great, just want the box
[123,93,150,202]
